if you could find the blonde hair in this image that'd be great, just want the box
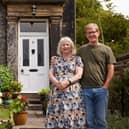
[57,36,76,56]
[84,23,99,32]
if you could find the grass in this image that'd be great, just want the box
[0,107,12,129]
[0,108,10,120]
[108,112,129,129]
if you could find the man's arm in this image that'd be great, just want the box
[103,64,114,89]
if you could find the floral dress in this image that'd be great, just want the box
[45,56,86,129]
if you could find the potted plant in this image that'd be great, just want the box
[0,65,14,105]
[9,81,23,93]
[0,65,14,92]
[8,81,23,99]
[0,84,13,106]
[2,91,13,105]
[38,87,50,116]
[10,94,28,125]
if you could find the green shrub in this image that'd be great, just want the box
[108,113,129,129]
[0,65,14,92]
[0,122,12,129]
[109,68,129,116]
[0,108,12,129]
[8,81,23,92]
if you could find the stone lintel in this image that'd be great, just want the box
[3,0,65,5]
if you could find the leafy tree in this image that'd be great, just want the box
[76,0,103,45]
[76,0,129,56]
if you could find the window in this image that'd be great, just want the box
[23,39,29,66]
[37,39,44,66]
[20,21,47,32]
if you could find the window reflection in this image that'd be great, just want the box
[37,39,44,66]
[23,40,29,66]
[20,22,47,32]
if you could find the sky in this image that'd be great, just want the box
[99,0,129,17]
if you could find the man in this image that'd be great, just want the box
[77,23,116,129]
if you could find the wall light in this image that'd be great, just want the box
[32,4,37,16]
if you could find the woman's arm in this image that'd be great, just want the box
[61,65,83,89]
[49,68,59,87]
[69,66,83,84]
[49,56,63,90]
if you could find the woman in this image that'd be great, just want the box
[45,37,86,129]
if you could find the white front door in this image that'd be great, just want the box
[18,21,49,93]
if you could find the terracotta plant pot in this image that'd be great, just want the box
[13,111,28,125]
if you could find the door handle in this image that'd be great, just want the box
[29,69,38,72]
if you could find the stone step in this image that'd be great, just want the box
[23,93,43,111]
[28,98,41,104]
[22,93,41,99]
[28,103,42,110]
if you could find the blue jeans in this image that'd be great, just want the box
[83,87,109,129]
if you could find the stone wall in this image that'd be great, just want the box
[7,22,18,79]
[0,3,7,64]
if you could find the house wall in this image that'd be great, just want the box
[62,0,75,40]
[0,0,75,79]
[49,0,75,57]
[0,3,7,64]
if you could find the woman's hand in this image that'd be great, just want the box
[54,81,61,90]
[61,80,69,88]
[59,80,69,91]
[55,80,69,91]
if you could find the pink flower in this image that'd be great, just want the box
[21,95,27,101]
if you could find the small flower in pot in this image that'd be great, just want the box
[10,94,28,125]
[10,94,28,114]
[2,91,12,100]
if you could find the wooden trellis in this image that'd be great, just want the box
[115,52,129,75]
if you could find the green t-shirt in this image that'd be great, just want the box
[77,43,116,88]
